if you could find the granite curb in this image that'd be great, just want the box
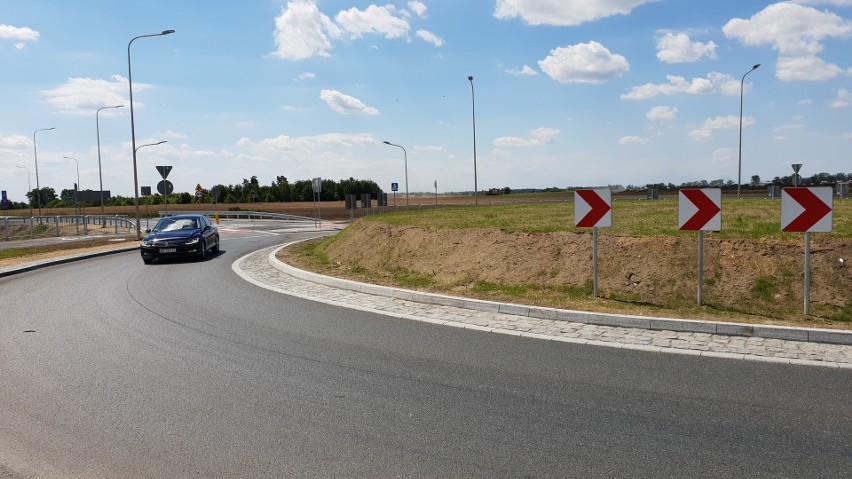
[267,243,852,347]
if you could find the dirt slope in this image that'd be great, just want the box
[285,221,852,327]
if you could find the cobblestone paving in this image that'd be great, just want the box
[235,247,852,369]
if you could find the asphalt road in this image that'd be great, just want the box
[1,224,850,478]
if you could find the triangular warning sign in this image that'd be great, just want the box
[156,165,172,179]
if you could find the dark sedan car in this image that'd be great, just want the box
[140,214,220,264]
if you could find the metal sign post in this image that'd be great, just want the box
[156,166,173,213]
[312,177,322,229]
[804,232,811,315]
[679,189,722,305]
[697,230,704,304]
[574,189,612,298]
[781,187,833,315]
[592,227,599,296]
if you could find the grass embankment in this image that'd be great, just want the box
[0,237,137,264]
[284,199,852,328]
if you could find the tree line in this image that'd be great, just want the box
[3,171,849,211]
[635,171,851,191]
[2,176,382,210]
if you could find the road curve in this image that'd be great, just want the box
[1,226,851,478]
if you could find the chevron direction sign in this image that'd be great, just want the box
[781,187,833,233]
[679,188,721,231]
[574,189,612,228]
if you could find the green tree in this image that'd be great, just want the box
[27,187,56,208]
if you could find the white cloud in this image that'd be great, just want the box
[690,115,754,141]
[40,75,141,115]
[621,72,743,100]
[408,1,428,18]
[777,55,844,81]
[723,2,852,82]
[656,33,717,63]
[831,88,851,108]
[0,134,31,148]
[237,132,378,152]
[494,0,655,26]
[297,72,316,81]
[505,65,538,76]
[646,105,678,121]
[723,2,852,55]
[493,127,560,148]
[416,29,444,47]
[319,89,379,115]
[707,72,743,96]
[412,145,447,154]
[271,1,439,61]
[163,130,188,140]
[538,42,628,84]
[712,148,736,165]
[0,24,39,42]
[271,0,342,61]
[336,4,409,40]
[618,135,651,145]
[793,1,852,5]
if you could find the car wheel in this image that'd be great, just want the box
[199,239,207,260]
[212,235,220,253]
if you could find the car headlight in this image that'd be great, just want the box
[141,240,152,247]
[185,237,200,245]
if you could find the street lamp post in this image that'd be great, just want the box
[16,165,32,216]
[97,105,123,220]
[129,29,175,239]
[468,75,478,207]
[33,127,56,216]
[382,141,409,206]
[737,63,760,199]
[135,141,167,154]
[63,156,80,214]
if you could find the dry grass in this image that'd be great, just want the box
[0,236,137,267]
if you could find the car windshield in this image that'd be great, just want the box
[153,217,199,232]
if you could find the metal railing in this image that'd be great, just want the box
[1,215,135,241]
[346,200,568,219]
[157,210,319,222]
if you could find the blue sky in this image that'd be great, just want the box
[1,0,851,203]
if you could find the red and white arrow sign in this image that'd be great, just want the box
[574,189,612,228]
[781,187,833,232]
[679,188,721,231]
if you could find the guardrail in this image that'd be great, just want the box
[157,210,320,222]
[1,215,135,241]
[345,200,568,219]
